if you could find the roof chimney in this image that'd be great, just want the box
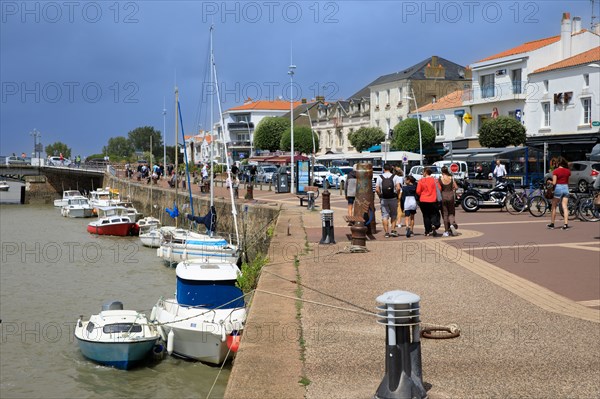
[561,12,572,59]
[572,16,582,33]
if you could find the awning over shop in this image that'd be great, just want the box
[526,132,600,147]
[443,147,526,162]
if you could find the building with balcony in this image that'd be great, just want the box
[217,98,302,162]
[464,13,599,135]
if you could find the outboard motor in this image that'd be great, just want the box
[102,300,124,311]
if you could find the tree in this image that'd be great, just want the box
[103,136,134,158]
[253,117,290,152]
[391,118,435,152]
[165,145,183,165]
[348,127,386,152]
[279,126,319,155]
[45,141,71,158]
[478,116,527,148]
[127,126,163,158]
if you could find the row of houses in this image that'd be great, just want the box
[186,12,600,166]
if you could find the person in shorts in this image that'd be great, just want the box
[547,156,571,230]
[375,163,403,238]
[345,164,358,221]
[401,175,418,237]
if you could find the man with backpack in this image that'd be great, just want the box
[375,163,403,238]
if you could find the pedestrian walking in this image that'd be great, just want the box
[547,156,571,230]
[59,152,64,165]
[416,167,441,237]
[401,175,418,237]
[493,159,507,184]
[438,166,458,236]
[375,163,403,238]
[394,166,405,229]
[345,164,358,220]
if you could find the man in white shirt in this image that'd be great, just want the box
[493,160,507,184]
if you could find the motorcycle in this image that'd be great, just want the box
[461,180,516,212]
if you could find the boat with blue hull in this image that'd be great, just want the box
[74,301,160,370]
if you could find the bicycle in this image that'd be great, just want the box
[576,190,600,222]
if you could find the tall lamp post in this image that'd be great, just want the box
[299,111,316,185]
[288,62,297,194]
[405,88,423,166]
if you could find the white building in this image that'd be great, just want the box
[464,13,599,136]
[217,98,301,162]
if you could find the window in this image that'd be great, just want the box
[103,323,142,334]
[542,102,551,127]
[432,120,444,137]
[480,74,495,98]
[398,86,403,100]
[543,80,549,93]
[375,92,380,107]
[457,115,463,135]
[584,74,590,87]
[386,89,391,104]
[375,119,380,127]
[512,69,522,94]
[386,118,391,132]
[582,97,592,124]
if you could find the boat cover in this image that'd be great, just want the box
[176,277,244,309]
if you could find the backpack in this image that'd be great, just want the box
[380,174,395,199]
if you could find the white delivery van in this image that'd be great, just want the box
[433,160,468,180]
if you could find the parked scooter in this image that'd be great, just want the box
[461,180,516,212]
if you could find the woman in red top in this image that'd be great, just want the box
[548,156,571,230]
[416,168,441,236]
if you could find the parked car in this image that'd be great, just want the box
[544,161,600,193]
[408,165,442,181]
[433,160,468,180]
[257,164,278,183]
[48,156,72,167]
[324,166,353,188]
[86,158,109,168]
[311,164,329,186]
[5,156,31,165]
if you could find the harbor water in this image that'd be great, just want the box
[0,197,230,398]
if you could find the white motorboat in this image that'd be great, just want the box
[137,217,162,248]
[0,180,9,191]
[156,229,239,264]
[116,201,144,222]
[151,260,246,364]
[54,190,82,207]
[74,301,161,370]
[61,196,94,218]
[89,188,120,214]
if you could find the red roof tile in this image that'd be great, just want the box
[532,46,600,73]
[417,89,465,112]
[228,99,303,111]
[476,35,561,63]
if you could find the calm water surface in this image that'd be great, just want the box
[0,200,229,398]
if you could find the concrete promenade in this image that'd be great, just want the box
[135,176,600,398]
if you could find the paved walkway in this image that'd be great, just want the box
[124,174,600,398]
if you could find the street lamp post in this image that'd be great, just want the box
[163,98,167,165]
[288,62,297,194]
[299,111,316,185]
[405,88,423,166]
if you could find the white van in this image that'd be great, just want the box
[433,160,468,180]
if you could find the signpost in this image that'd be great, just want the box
[592,121,600,127]
[463,113,472,124]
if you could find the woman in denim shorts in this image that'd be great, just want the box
[547,157,571,230]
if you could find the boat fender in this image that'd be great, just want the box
[167,330,174,355]
[152,343,166,360]
[150,306,157,322]
[221,326,226,342]
[226,332,241,353]
[157,325,167,342]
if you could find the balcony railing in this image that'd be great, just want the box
[228,122,254,130]
[463,80,529,103]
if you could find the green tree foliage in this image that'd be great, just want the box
[348,127,386,152]
[45,141,71,158]
[279,126,319,154]
[253,117,290,152]
[165,145,183,165]
[478,116,527,148]
[127,126,163,158]
[103,136,134,158]
[391,118,435,152]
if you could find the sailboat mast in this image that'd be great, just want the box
[174,86,179,228]
[209,25,215,208]
[212,44,240,246]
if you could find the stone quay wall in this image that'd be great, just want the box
[103,174,280,259]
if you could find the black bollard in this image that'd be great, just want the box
[319,210,335,244]
[375,291,426,399]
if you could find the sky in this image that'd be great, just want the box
[0,0,597,158]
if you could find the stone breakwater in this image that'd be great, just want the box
[104,174,280,259]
